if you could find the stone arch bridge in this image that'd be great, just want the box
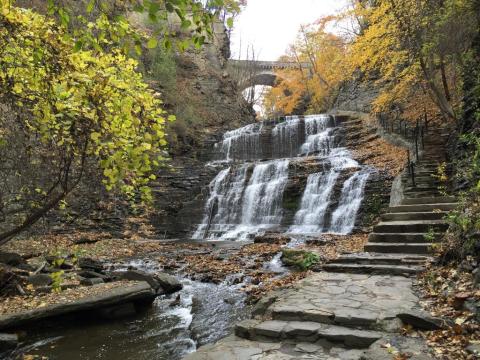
[229,60,312,90]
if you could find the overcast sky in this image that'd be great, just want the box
[230,0,348,61]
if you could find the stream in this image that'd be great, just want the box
[14,259,250,360]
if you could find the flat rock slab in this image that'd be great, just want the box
[268,272,418,330]
[183,335,365,360]
[0,281,156,330]
[363,336,435,360]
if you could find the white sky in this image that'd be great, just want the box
[230,0,348,61]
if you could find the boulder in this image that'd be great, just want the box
[77,257,104,272]
[154,273,183,294]
[80,277,104,286]
[0,252,23,267]
[254,233,291,245]
[27,274,52,287]
[78,270,110,281]
[0,333,18,351]
[397,310,445,330]
[118,270,162,293]
[466,344,480,356]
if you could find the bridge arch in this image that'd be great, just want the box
[230,60,312,90]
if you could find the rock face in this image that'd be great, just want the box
[0,252,24,267]
[0,333,18,352]
[27,274,52,287]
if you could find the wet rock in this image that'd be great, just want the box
[97,302,137,319]
[0,333,18,351]
[252,294,278,317]
[78,270,110,281]
[27,274,52,287]
[154,273,183,293]
[118,270,162,293]
[0,252,23,267]
[466,344,480,356]
[80,277,104,286]
[170,294,181,307]
[77,257,104,272]
[397,310,444,330]
[254,233,291,245]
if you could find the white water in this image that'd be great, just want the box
[216,123,263,161]
[330,171,371,234]
[193,114,371,240]
[272,117,302,158]
[289,171,339,234]
[300,115,338,156]
[221,159,289,239]
[192,166,248,239]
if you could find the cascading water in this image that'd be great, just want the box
[193,114,371,240]
[192,166,249,239]
[215,123,263,161]
[289,171,339,234]
[330,171,370,234]
[272,117,303,158]
[300,115,339,156]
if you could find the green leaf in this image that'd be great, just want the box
[147,38,158,49]
[86,0,95,14]
[226,17,234,28]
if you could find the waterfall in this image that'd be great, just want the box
[300,115,338,156]
[289,171,339,234]
[272,117,303,158]
[193,160,289,240]
[216,123,263,161]
[192,166,249,239]
[193,113,371,240]
[330,171,370,234]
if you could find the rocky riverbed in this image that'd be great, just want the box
[0,231,368,359]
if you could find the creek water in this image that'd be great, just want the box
[13,261,249,360]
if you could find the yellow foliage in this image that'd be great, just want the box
[0,1,169,201]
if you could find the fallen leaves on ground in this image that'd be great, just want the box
[417,262,480,359]
[0,281,133,316]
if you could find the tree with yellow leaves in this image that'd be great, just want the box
[263,17,347,117]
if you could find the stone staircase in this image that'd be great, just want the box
[323,127,456,277]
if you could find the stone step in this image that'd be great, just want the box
[381,211,448,221]
[323,263,423,276]
[369,232,442,243]
[404,186,439,192]
[401,196,456,205]
[364,243,435,255]
[373,220,448,233]
[235,320,383,348]
[388,203,457,212]
[404,191,442,198]
[332,253,430,265]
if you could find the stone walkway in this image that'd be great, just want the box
[184,127,453,360]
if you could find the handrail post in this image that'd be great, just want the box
[410,161,416,187]
[407,150,411,175]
